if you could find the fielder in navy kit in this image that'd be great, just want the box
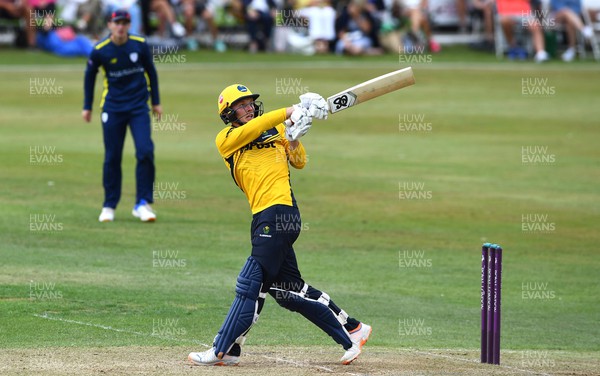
[82,10,162,223]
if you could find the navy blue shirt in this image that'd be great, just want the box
[84,35,160,113]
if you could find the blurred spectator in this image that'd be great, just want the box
[220,0,245,24]
[29,0,58,47]
[296,0,337,53]
[366,0,385,48]
[469,0,494,51]
[550,0,594,61]
[149,0,186,37]
[401,0,441,52]
[270,0,294,53]
[243,0,276,52]
[378,0,404,53]
[496,0,549,61]
[139,0,152,35]
[366,0,387,22]
[335,0,383,55]
[0,0,34,46]
[584,0,600,23]
[60,0,103,39]
[456,0,467,32]
[28,0,55,17]
[175,0,226,51]
[103,0,143,34]
[293,0,308,7]
[36,13,93,56]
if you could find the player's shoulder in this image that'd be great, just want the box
[94,36,111,50]
[215,126,236,156]
[128,34,147,44]
[216,126,234,140]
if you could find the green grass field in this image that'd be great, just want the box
[1,47,599,375]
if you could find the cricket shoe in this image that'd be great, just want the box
[132,200,156,222]
[561,47,576,62]
[171,22,186,38]
[534,50,550,63]
[188,348,239,366]
[340,322,372,365]
[98,207,115,222]
[429,39,441,53]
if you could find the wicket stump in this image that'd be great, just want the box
[481,243,502,364]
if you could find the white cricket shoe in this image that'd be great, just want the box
[340,322,372,365]
[171,22,186,38]
[132,200,156,222]
[98,207,115,222]
[534,50,550,63]
[561,47,576,62]
[188,348,239,366]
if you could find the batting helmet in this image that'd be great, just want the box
[218,84,263,125]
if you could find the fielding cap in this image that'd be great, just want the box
[110,10,131,22]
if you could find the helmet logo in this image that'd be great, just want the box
[219,94,224,104]
[237,85,248,92]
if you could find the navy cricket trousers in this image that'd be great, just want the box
[101,109,155,208]
[250,204,304,286]
[247,204,356,349]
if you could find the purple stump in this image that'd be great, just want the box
[486,246,496,364]
[493,246,503,364]
[480,244,489,363]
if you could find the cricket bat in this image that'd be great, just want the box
[327,67,415,114]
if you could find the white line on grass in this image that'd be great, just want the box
[412,350,553,376]
[34,313,366,375]
[259,355,335,373]
[33,312,210,346]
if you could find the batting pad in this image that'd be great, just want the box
[214,257,263,355]
[273,285,353,350]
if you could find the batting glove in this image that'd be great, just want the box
[285,106,312,141]
[299,92,329,120]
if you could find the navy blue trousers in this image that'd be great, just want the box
[248,204,355,349]
[101,109,154,208]
[250,204,303,284]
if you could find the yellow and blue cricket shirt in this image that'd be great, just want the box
[216,109,307,214]
[83,34,159,112]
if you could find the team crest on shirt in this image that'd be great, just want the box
[255,128,280,143]
[110,58,117,64]
[259,226,272,238]
[129,52,138,62]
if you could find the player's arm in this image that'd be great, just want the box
[82,49,100,122]
[277,124,307,169]
[141,41,162,119]
[216,108,290,157]
[141,41,160,106]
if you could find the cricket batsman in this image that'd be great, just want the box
[188,84,372,366]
